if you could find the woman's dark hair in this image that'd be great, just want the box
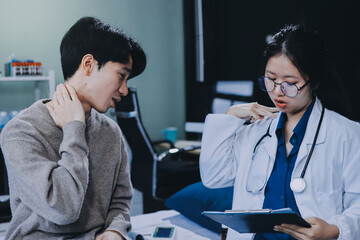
[259,24,352,117]
[260,24,327,92]
[60,17,146,80]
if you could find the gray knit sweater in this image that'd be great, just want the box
[0,100,133,240]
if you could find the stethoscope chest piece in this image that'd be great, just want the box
[290,177,306,193]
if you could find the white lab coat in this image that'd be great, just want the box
[200,98,360,240]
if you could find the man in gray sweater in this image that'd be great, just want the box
[0,17,146,240]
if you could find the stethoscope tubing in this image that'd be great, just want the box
[299,105,325,178]
[248,105,325,193]
[253,124,272,154]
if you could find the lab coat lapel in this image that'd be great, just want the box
[294,98,327,174]
[262,115,280,178]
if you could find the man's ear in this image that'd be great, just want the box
[81,54,96,76]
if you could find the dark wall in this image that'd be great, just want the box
[184,0,360,122]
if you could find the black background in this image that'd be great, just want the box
[184,0,360,123]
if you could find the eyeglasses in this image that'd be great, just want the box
[258,76,309,98]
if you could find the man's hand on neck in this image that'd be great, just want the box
[46,83,85,128]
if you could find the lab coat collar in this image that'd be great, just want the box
[294,97,327,173]
[262,97,327,178]
[262,113,281,176]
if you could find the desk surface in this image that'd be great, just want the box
[176,140,201,155]
[0,222,9,238]
[158,140,201,155]
[130,210,219,240]
[175,140,201,147]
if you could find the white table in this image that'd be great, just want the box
[129,210,219,240]
[0,222,9,239]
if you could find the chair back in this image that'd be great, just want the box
[115,87,201,206]
[0,149,11,222]
[212,80,254,114]
[114,87,155,196]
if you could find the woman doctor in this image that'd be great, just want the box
[200,25,360,240]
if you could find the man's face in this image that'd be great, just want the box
[83,57,133,114]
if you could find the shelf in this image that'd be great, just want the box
[0,75,50,81]
[0,70,55,101]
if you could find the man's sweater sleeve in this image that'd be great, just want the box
[105,134,133,240]
[1,120,90,225]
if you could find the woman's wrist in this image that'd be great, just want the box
[327,224,339,239]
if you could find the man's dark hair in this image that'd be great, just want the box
[60,16,146,80]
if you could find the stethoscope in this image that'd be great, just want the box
[246,105,325,193]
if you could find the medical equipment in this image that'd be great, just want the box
[152,226,176,239]
[246,106,325,193]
